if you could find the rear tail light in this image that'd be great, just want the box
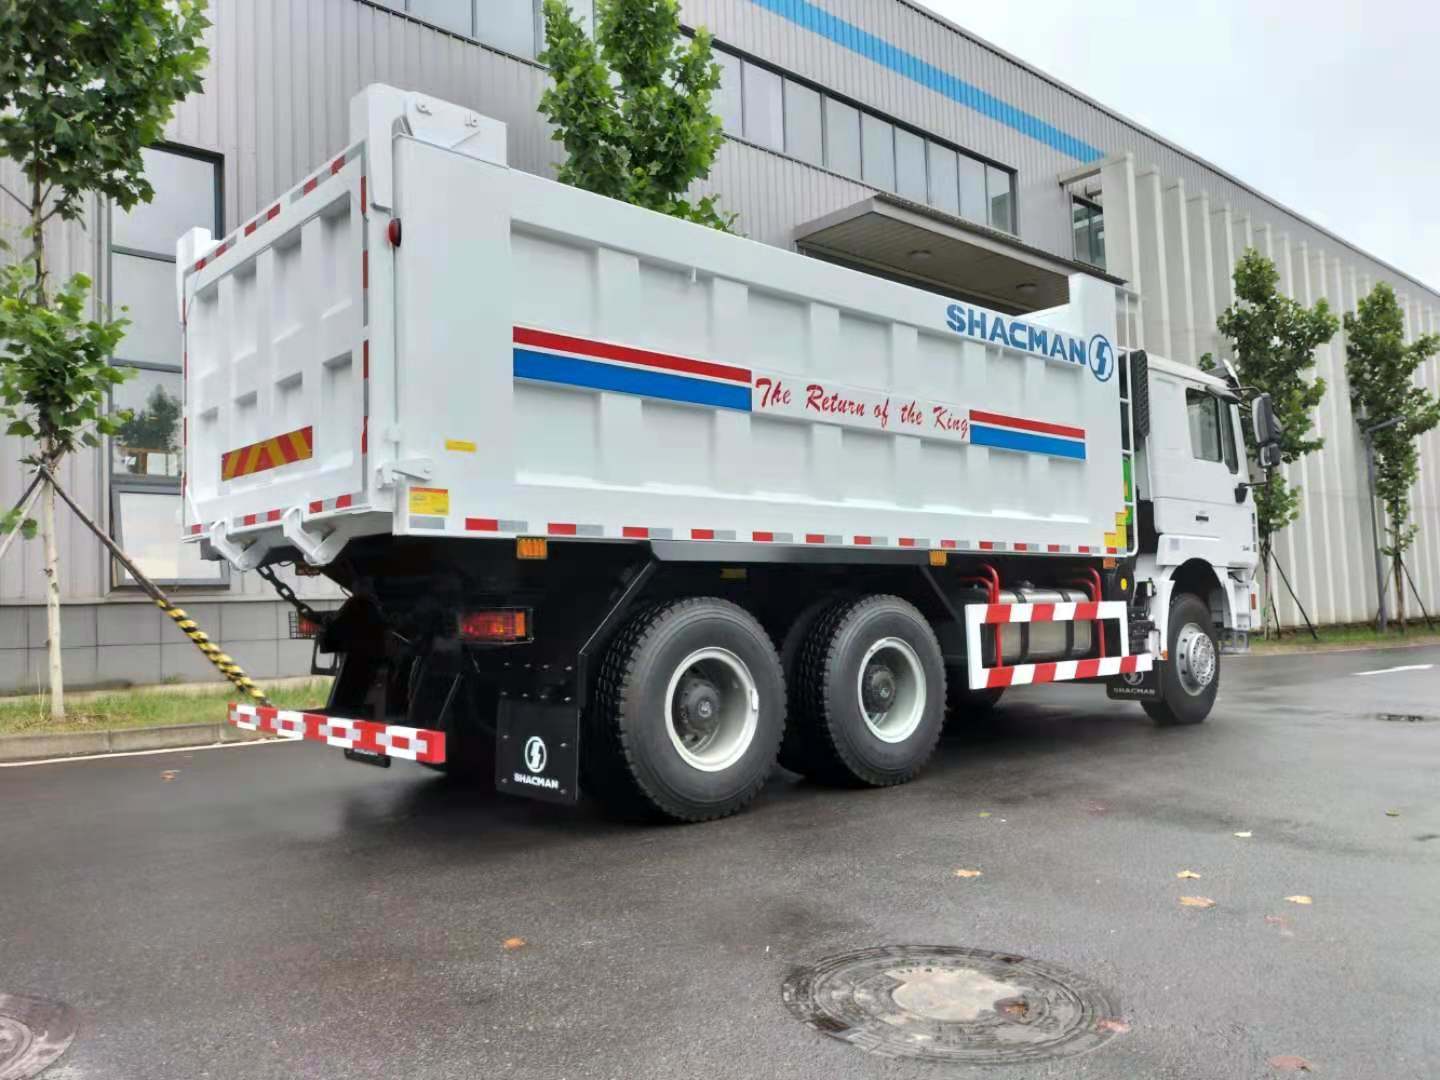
[458,608,531,643]
[289,612,324,640]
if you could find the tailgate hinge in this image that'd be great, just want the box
[281,506,347,567]
[208,521,268,571]
[377,456,434,488]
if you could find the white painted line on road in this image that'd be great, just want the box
[1354,663,1435,677]
[0,737,295,768]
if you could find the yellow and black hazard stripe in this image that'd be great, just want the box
[156,599,270,705]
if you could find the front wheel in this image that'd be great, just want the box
[1143,593,1219,726]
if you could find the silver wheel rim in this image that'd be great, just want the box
[856,636,927,743]
[664,647,760,772]
[1175,622,1217,696]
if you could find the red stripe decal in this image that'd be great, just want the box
[309,501,324,513]
[190,524,203,535]
[360,176,367,215]
[1032,661,1058,684]
[968,409,1085,440]
[1119,655,1139,673]
[549,523,577,536]
[513,326,751,385]
[984,604,1010,623]
[987,667,1016,689]
[1074,601,1100,620]
[940,539,957,549]
[335,495,353,509]
[978,541,995,551]
[465,517,499,532]
[854,535,872,546]
[691,528,715,540]
[267,204,281,221]
[360,416,368,454]
[1031,603,1055,621]
[363,339,369,379]
[302,177,318,195]
[898,537,916,548]
[1106,547,1118,555]
[194,257,206,271]
[623,526,649,538]
[753,531,774,542]
[362,250,368,290]
[805,533,826,544]
[266,509,281,522]
[1047,544,1061,553]
[243,514,257,526]
[331,156,345,174]
[244,221,258,236]
[1075,659,1102,679]
[1013,542,1029,552]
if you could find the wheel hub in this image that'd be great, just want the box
[862,662,897,714]
[673,674,722,742]
[1175,622,1217,695]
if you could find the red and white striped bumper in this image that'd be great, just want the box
[964,600,1155,691]
[227,703,446,764]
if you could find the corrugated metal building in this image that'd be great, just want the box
[2,0,1437,692]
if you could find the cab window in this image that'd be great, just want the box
[1219,400,1240,474]
[1186,389,1224,464]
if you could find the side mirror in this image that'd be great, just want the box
[1258,442,1282,470]
[1252,392,1281,448]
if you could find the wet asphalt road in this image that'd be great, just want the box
[3,645,1439,1080]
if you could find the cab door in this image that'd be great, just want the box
[1149,373,1252,563]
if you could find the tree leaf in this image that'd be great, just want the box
[502,936,527,950]
[1178,896,1216,908]
[1267,1054,1314,1071]
[951,868,983,878]
[1176,870,1201,879]
[1284,895,1312,905]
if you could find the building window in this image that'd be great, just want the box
[715,50,743,137]
[926,142,959,216]
[1072,198,1105,270]
[375,0,583,60]
[783,79,823,166]
[894,128,927,204]
[108,145,226,588]
[823,97,861,178]
[741,61,784,152]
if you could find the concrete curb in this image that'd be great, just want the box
[0,720,273,763]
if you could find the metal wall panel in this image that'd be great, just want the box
[2,0,1438,627]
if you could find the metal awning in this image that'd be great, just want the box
[793,194,1124,315]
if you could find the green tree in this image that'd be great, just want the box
[0,0,210,716]
[538,0,733,231]
[1213,249,1338,634]
[1343,282,1440,628]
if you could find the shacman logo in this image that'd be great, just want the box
[1089,335,1115,383]
[524,736,547,774]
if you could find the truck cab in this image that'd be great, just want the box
[1112,352,1264,719]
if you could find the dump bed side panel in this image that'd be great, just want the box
[392,150,1126,556]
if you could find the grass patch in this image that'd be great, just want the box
[1250,622,1440,653]
[0,679,333,737]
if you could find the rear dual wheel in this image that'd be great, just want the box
[784,595,947,787]
[585,598,785,823]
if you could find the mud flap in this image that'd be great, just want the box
[1106,664,1162,701]
[495,700,580,805]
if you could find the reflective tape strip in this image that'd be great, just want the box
[979,600,1125,625]
[982,652,1152,690]
[222,426,313,481]
[226,703,446,764]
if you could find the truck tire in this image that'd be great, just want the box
[777,598,841,773]
[1143,593,1219,726]
[586,597,785,823]
[788,595,946,786]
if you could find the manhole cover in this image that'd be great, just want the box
[0,994,77,1080]
[782,945,1124,1064]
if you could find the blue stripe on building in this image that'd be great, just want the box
[514,349,754,411]
[746,0,1104,163]
[970,424,1087,460]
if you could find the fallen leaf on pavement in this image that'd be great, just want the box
[1385,809,1400,817]
[160,770,179,782]
[1178,896,1216,908]
[952,868,983,878]
[502,937,527,950]
[1284,895,1312,905]
[978,811,992,818]
[1096,1017,1131,1034]
[1176,870,1201,879]
[1234,831,1252,838]
[1268,1054,1314,1071]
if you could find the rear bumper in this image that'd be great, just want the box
[226,703,446,763]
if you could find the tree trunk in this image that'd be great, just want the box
[40,474,64,718]
[1393,554,1407,633]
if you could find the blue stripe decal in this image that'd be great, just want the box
[514,349,753,412]
[970,424,1087,460]
[745,0,1104,163]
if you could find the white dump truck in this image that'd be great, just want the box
[182,86,1278,821]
